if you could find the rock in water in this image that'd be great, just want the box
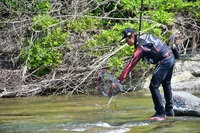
[172,91,200,116]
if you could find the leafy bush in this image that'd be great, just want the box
[66,16,101,32]
[2,1,51,14]
[20,14,68,76]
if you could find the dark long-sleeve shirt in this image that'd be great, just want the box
[118,35,172,82]
[118,45,146,82]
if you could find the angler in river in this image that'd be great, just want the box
[117,28,180,121]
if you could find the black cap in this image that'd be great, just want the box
[120,28,136,43]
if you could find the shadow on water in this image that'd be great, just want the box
[0,91,200,133]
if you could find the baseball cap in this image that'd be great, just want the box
[120,28,136,43]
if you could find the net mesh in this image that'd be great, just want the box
[96,70,123,98]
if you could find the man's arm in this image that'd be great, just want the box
[118,47,144,82]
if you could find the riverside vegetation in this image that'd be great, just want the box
[0,0,200,97]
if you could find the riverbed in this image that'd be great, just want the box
[0,91,200,133]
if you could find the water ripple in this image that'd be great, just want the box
[59,121,149,133]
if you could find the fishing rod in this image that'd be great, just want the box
[139,0,144,36]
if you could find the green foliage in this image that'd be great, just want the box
[86,0,200,76]
[20,15,68,76]
[144,0,200,20]
[186,1,200,19]
[120,0,141,11]
[145,10,174,24]
[2,0,51,15]
[66,17,101,32]
[108,57,123,74]
[85,18,166,75]
[86,0,200,75]
[85,22,136,75]
[4,0,200,77]
[32,14,59,31]
[36,1,51,12]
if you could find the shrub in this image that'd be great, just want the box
[20,14,68,76]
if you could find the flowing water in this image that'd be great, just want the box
[0,91,200,133]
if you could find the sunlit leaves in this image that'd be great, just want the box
[66,17,101,32]
[20,15,68,76]
[32,15,59,31]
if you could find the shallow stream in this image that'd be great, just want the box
[0,91,200,133]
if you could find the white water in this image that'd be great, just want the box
[60,121,149,133]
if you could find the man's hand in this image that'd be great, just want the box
[111,82,117,89]
[111,82,125,93]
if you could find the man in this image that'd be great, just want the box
[118,28,175,121]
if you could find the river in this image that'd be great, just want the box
[0,91,200,133]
